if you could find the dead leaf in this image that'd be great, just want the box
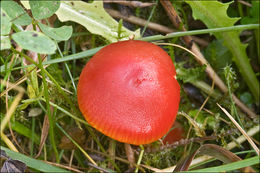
[58,127,86,150]
[35,115,49,158]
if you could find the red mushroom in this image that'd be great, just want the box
[77,40,180,145]
[163,121,186,145]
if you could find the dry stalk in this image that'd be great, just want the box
[44,161,84,173]
[217,103,259,155]
[104,0,156,8]
[35,115,50,158]
[1,80,25,152]
[238,0,252,7]
[69,150,75,167]
[1,80,25,133]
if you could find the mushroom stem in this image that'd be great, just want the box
[124,143,136,168]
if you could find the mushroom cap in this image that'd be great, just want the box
[77,40,180,145]
[163,121,185,145]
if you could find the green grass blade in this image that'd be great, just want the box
[40,98,88,125]
[38,52,59,161]
[1,118,40,144]
[1,146,71,172]
[185,155,259,172]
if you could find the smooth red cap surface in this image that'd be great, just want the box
[77,40,180,145]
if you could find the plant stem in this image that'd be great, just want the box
[237,1,244,18]
[2,24,259,73]
[30,117,35,156]
[135,145,144,173]
[255,29,260,63]
[224,67,244,129]
[141,24,260,42]
[37,53,59,162]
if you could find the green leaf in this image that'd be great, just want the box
[1,36,11,50]
[12,31,57,54]
[9,121,40,144]
[29,0,60,20]
[241,1,260,24]
[250,1,260,21]
[1,146,71,172]
[186,0,260,102]
[55,1,140,42]
[176,63,206,83]
[188,110,216,130]
[204,40,232,74]
[240,92,254,107]
[1,1,32,26]
[1,9,12,35]
[186,1,239,36]
[38,23,73,41]
[26,66,40,99]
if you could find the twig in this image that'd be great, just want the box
[44,161,84,173]
[105,8,209,46]
[159,0,256,119]
[145,136,217,153]
[103,0,156,8]
[217,103,259,155]
[106,8,173,33]
[87,162,112,173]
[238,0,252,7]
